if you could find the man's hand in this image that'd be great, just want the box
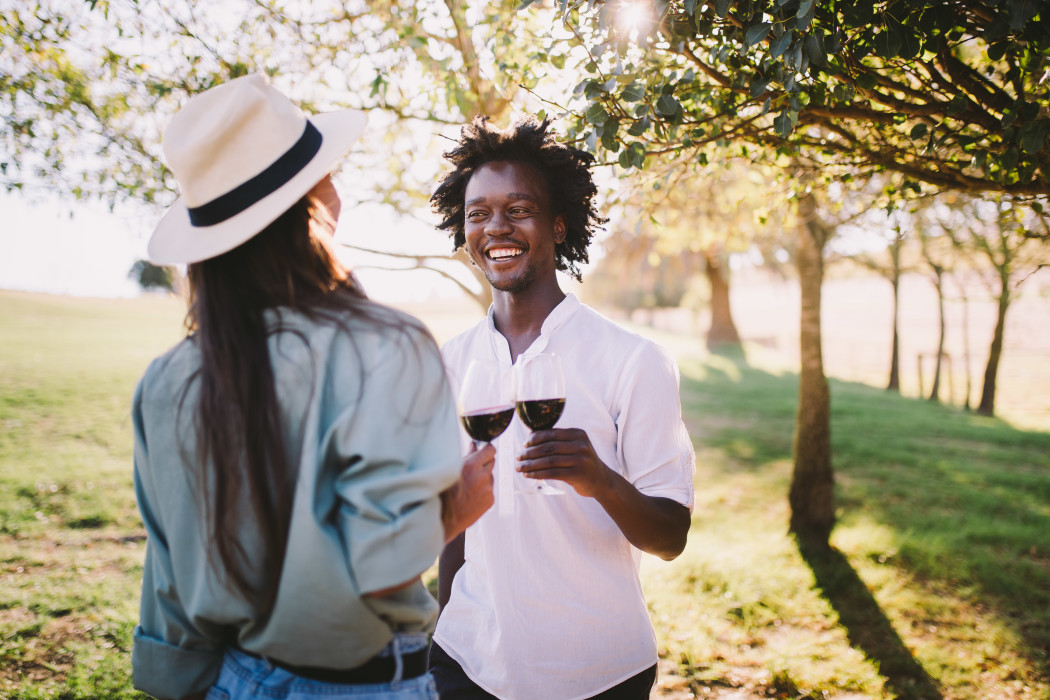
[516,428,613,499]
[518,428,690,561]
[440,443,495,543]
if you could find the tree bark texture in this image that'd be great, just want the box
[929,267,946,402]
[704,245,742,349]
[977,273,1010,416]
[789,188,835,546]
[887,275,901,392]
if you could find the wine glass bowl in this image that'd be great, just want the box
[514,353,566,495]
[458,359,515,445]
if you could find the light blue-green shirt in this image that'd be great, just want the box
[131,305,462,699]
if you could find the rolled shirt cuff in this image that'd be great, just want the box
[132,626,224,700]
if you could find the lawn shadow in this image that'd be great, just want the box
[797,538,944,700]
[678,349,1050,688]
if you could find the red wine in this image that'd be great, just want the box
[515,398,565,431]
[461,406,514,442]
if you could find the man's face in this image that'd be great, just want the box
[463,161,566,294]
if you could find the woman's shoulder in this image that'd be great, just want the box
[135,337,198,407]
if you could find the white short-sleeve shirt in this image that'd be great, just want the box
[434,294,695,700]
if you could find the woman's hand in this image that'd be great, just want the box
[440,443,495,543]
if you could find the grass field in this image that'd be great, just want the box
[0,289,1048,699]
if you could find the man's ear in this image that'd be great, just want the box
[553,215,567,244]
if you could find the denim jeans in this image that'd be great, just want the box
[205,634,438,700]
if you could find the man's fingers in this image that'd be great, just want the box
[517,455,574,474]
[519,441,580,460]
[524,427,584,446]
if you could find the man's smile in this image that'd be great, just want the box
[486,246,525,261]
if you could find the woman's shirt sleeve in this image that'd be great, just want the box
[323,326,462,598]
[130,369,225,700]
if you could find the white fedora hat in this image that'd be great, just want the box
[148,73,367,265]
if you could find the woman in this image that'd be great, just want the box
[131,73,494,700]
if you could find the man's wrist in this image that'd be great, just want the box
[589,463,628,506]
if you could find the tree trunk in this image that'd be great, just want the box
[788,187,834,547]
[977,273,1010,416]
[703,244,741,349]
[887,274,900,392]
[929,267,945,402]
[885,239,902,392]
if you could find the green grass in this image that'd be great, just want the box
[1,290,1048,699]
[0,291,183,698]
[646,348,1050,699]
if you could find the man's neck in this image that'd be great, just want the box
[491,282,566,362]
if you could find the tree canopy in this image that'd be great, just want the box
[543,0,1050,206]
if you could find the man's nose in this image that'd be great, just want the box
[485,210,512,236]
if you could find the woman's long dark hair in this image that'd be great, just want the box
[181,183,420,612]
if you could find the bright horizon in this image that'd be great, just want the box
[0,189,471,303]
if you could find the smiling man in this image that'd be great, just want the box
[428,117,696,700]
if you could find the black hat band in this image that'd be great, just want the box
[187,121,323,228]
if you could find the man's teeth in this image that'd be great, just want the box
[489,248,523,260]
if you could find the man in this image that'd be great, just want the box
[428,116,695,700]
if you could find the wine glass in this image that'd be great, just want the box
[458,359,515,446]
[514,352,566,495]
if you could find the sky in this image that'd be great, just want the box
[0,189,468,303]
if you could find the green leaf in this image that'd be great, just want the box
[656,94,680,116]
[910,123,928,139]
[627,114,651,136]
[584,102,610,126]
[1002,147,1020,171]
[618,149,633,169]
[796,0,816,29]
[874,28,902,58]
[745,22,772,47]
[629,142,647,168]
[770,31,792,59]
[685,0,698,16]
[899,30,922,60]
[803,33,826,66]
[856,72,878,89]
[749,74,771,97]
[774,111,794,138]
[1020,119,1048,154]
[715,0,731,19]
[621,82,645,102]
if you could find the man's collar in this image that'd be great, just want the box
[486,293,580,355]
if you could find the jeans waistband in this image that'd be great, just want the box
[237,638,427,685]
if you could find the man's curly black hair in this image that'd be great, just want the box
[431,116,606,281]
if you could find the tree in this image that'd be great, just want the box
[849,216,913,393]
[916,204,953,402]
[937,195,1049,415]
[537,0,1050,546]
[0,0,547,309]
[128,259,175,293]
[789,170,833,544]
[592,157,790,348]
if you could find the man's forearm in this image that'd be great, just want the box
[437,532,465,610]
[592,470,690,560]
